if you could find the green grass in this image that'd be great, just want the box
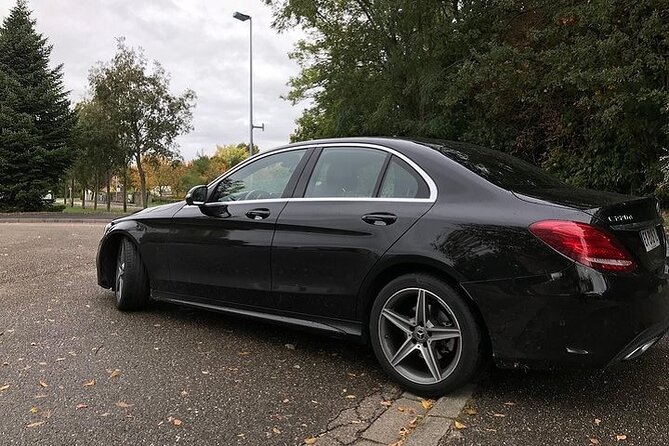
[61,206,130,215]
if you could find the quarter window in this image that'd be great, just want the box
[304,148,387,198]
[379,156,430,199]
[211,149,307,202]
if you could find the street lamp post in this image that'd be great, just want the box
[233,11,264,157]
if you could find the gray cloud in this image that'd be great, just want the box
[0,0,308,159]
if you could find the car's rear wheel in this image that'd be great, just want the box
[114,238,149,311]
[370,273,486,396]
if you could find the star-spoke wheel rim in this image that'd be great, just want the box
[378,287,462,385]
[115,244,125,303]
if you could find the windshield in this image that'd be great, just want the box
[421,140,567,191]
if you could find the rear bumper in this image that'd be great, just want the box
[463,263,669,369]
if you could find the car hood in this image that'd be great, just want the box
[115,201,185,222]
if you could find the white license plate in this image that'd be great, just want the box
[640,227,660,252]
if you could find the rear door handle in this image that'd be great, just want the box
[362,212,397,226]
[245,208,271,220]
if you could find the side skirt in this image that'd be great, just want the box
[151,291,363,340]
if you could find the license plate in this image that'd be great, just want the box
[640,227,660,252]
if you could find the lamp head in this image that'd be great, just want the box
[233,12,251,21]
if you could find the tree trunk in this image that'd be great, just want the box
[122,167,128,213]
[69,178,74,207]
[93,173,99,210]
[106,171,111,212]
[81,184,86,209]
[136,153,148,208]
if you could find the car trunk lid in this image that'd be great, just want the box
[514,188,665,273]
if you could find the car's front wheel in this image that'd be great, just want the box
[369,273,487,396]
[114,238,149,311]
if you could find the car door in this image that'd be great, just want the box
[164,148,311,309]
[271,144,436,320]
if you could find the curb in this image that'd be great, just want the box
[307,385,474,446]
[0,218,112,224]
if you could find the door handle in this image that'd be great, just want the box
[361,212,397,226]
[245,208,271,220]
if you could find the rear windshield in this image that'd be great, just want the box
[422,140,566,191]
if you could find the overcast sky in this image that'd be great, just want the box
[0,0,307,160]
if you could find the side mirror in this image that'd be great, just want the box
[185,185,207,206]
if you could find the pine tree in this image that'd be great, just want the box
[0,0,74,211]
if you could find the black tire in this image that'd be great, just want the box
[369,273,487,396]
[114,238,150,311]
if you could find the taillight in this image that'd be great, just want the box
[529,220,636,273]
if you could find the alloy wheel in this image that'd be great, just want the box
[115,244,125,303]
[378,287,462,385]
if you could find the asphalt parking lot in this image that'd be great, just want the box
[0,223,399,445]
[2,223,668,446]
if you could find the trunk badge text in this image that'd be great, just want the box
[607,215,633,222]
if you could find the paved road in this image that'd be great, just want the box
[0,223,398,445]
[442,339,669,445]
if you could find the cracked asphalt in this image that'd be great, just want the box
[0,223,400,445]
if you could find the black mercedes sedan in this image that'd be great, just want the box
[97,137,669,395]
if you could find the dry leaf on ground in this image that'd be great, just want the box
[76,404,88,409]
[304,437,317,445]
[454,420,467,429]
[26,421,45,428]
[115,401,134,408]
[465,407,478,415]
[83,379,95,387]
[29,407,38,414]
[616,435,627,441]
[38,380,48,388]
[421,399,434,410]
[0,384,9,391]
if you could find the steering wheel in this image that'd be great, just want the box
[244,189,270,200]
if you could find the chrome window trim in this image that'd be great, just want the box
[204,142,438,205]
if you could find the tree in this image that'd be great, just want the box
[0,0,74,211]
[70,98,123,210]
[89,39,196,208]
[265,0,669,197]
[214,143,258,170]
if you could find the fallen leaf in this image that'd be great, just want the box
[115,401,134,408]
[180,390,188,396]
[76,404,88,410]
[107,369,121,379]
[172,418,182,426]
[493,413,506,417]
[658,386,666,391]
[238,351,250,356]
[237,433,246,437]
[284,344,295,350]
[38,380,48,388]
[282,398,290,403]
[589,438,600,445]
[83,380,95,387]
[616,435,627,441]
[594,418,602,425]
[304,437,317,445]
[454,420,467,429]
[272,427,281,434]
[421,399,434,410]
[26,421,45,428]
[29,407,38,414]
[201,370,210,375]
[381,400,392,407]
[503,401,516,406]
[464,407,478,415]
[345,395,356,399]
[0,384,9,391]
